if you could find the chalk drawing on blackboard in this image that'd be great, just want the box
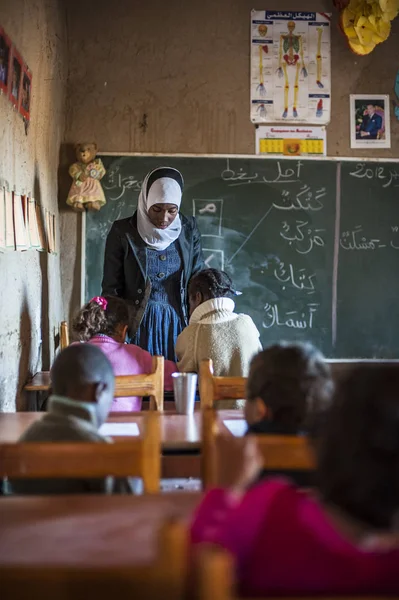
[273,261,316,295]
[263,302,319,330]
[348,162,399,187]
[193,198,223,238]
[227,204,274,264]
[221,158,302,187]
[272,186,326,211]
[203,248,224,271]
[280,220,325,254]
[102,166,142,200]
[340,225,387,250]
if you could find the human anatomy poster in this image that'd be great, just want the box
[251,10,331,125]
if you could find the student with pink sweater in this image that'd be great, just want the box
[191,364,399,596]
[73,296,176,411]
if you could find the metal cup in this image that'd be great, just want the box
[172,372,197,415]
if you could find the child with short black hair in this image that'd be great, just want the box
[243,341,333,486]
[73,295,176,411]
[245,341,333,435]
[11,345,133,495]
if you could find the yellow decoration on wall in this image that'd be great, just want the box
[340,0,398,55]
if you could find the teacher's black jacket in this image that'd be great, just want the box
[102,212,204,335]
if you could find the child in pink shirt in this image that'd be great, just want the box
[191,364,399,596]
[73,296,176,411]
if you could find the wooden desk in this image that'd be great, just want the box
[0,410,243,449]
[26,360,399,394]
[0,493,200,568]
[0,411,244,479]
[24,372,50,392]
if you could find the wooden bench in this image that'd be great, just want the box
[2,518,187,600]
[196,545,397,600]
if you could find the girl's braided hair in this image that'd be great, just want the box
[188,269,236,301]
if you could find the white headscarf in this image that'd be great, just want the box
[137,167,183,251]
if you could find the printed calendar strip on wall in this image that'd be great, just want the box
[0,185,54,253]
[0,187,6,251]
[13,192,29,250]
[255,124,326,156]
[46,209,57,254]
[4,188,15,249]
[27,196,42,249]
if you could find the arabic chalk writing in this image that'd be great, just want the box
[272,186,325,211]
[273,261,316,294]
[280,220,325,254]
[263,302,319,329]
[102,167,142,200]
[340,226,386,250]
[349,163,399,188]
[198,203,217,215]
[390,225,399,249]
[221,158,302,186]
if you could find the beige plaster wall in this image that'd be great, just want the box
[0,0,67,410]
[63,0,399,155]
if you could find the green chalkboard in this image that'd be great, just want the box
[84,155,399,358]
[336,162,399,358]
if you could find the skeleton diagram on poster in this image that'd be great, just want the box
[251,11,331,125]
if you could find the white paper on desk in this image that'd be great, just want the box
[99,423,140,436]
[223,419,247,437]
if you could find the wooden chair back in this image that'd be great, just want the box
[2,519,187,600]
[200,359,399,410]
[60,321,70,350]
[196,544,396,600]
[0,412,161,493]
[199,359,246,409]
[202,407,315,488]
[114,355,164,411]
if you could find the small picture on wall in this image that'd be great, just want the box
[0,27,11,94]
[9,47,22,108]
[350,94,391,149]
[19,66,32,121]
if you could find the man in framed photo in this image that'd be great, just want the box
[356,103,383,140]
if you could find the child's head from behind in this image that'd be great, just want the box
[188,268,235,316]
[318,365,399,532]
[51,344,115,425]
[73,295,129,342]
[245,342,332,431]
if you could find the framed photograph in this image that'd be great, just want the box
[350,94,391,149]
[9,46,23,109]
[0,26,11,95]
[19,65,32,121]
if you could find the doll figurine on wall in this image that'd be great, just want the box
[67,142,106,211]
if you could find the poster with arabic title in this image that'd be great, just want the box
[251,10,331,125]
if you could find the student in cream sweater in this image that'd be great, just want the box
[175,269,262,381]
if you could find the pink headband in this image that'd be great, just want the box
[90,296,108,310]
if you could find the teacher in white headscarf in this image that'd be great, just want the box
[102,166,204,361]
